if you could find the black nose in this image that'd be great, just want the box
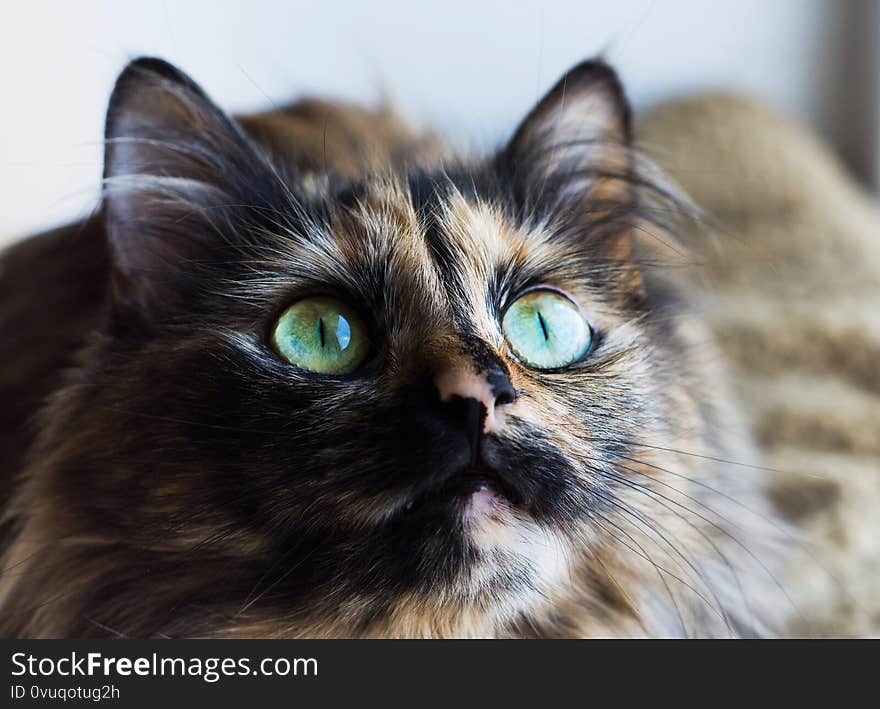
[486,367,517,407]
[400,358,518,482]
[437,366,517,466]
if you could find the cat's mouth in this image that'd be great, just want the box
[402,466,522,518]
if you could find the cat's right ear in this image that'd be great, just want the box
[102,57,280,319]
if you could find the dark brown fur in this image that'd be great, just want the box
[0,58,788,637]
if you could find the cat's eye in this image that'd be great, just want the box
[271,296,369,375]
[502,289,592,370]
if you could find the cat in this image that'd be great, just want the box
[0,57,790,638]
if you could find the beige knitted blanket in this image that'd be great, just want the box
[639,97,880,636]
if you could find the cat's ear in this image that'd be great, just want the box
[499,59,633,216]
[102,57,278,317]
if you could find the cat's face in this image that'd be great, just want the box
[7,58,751,637]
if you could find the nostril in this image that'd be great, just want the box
[486,367,517,407]
[494,384,516,407]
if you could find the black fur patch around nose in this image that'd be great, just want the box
[444,395,486,466]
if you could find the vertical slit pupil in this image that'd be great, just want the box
[318,317,325,348]
[536,310,549,342]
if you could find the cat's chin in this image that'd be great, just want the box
[460,483,521,536]
[457,496,573,626]
[455,481,540,551]
[463,484,507,520]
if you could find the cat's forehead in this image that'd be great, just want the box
[326,179,509,337]
[252,172,618,346]
[348,183,516,281]
[300,175,568,302]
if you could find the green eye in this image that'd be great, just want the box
[271,296,369,374]
[502,289,592,370]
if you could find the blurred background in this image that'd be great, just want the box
[1,0,878,245]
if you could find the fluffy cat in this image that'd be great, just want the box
[0,57,789,637]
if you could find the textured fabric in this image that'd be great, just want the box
[639,96,880,636]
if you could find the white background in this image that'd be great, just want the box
[1,0,878,245]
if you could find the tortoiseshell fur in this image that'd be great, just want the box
[0,58,788,637]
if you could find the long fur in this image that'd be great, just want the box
[0,58,790,638]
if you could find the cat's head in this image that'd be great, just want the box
[14,58,762,637]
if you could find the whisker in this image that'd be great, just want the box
[587,486,733,634]
[587,462,759,630]
[587,511,690,637]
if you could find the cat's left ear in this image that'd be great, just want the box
[499,59,633,216]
